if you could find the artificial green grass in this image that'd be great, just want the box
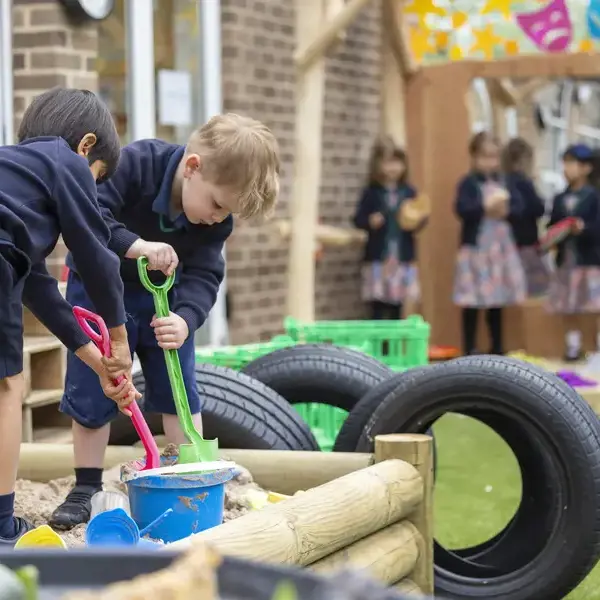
[432,413,600,600]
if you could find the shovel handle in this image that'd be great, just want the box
[72,306,125,385]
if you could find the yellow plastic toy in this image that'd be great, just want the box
[14,525,67,549]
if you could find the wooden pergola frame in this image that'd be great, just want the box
[286,0,415,321]
[285,0,600,350]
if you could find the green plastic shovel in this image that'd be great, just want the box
[137,256,219,464]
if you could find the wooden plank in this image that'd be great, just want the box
[295,0,373,71]
[23,388,63,408]
[33,426,73,445]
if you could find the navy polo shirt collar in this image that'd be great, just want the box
[152,145,190,230]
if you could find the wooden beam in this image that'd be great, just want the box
[382,0,417,76]
[295,0,373,72]
[381,6,407,143]
[485,80,511,141]
[486,78,518,107]
[513,78,549,103]
[286,0,327,321]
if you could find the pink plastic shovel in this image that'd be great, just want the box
[72,306,160,471]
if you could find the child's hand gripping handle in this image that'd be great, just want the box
[72,307,160,470]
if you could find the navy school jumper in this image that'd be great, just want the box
[548,184,600,267]
[0,137,125,378]
[454,172,524,247]
[61,139,233,427]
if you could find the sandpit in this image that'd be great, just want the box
[14,446,267,548]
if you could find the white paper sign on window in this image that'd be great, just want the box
[157,69,192,127]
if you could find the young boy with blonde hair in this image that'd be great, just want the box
[51,113,280,529]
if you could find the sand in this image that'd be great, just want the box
[14,445,266,548]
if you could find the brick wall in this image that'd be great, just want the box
[221,0,382,343]
[11,0,383,341]
[12,0,99,279]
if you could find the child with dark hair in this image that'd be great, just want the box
[453,131,526,356]
[502,137,549,297]
[353,138,427,320]
[0,87,138,545]
[547,144,600,361]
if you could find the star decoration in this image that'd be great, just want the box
[481,0,516,19]
[404,0,446,20]
[409,26,436,62]
[435,31,449,50]
[449,45,463,60]
[451,12,468,29]
[470,25,504,59]
[504,40,519,55]
[579,39,594,53]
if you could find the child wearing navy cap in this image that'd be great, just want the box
[50,114,280,530]
[0,88,138,545]
[546,144,600,361]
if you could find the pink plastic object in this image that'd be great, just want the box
[515,0,572,53]
[72,306,160,470]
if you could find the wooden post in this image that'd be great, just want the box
[286,0,327,321]
[375,434,434,596]
[381,16,406,145]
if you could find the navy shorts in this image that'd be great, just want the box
[0,243,30,380]
[60,271,201,429]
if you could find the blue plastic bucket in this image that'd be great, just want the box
[86,508,140,547]
[127,468,234,543]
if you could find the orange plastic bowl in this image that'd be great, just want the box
[429,345,461,361]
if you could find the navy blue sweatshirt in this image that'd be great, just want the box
[505,172,545,247]
[548,184,600,267]
[66,139,232,335]
[0,137,125,351]
[454,172,523,246]
[353,183,422,263]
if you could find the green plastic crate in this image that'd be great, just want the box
[194,336,296,371]
[293,404,348,452]
[284,314,430,370]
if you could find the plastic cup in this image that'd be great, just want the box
[90,490,131,520]
[85,508,140,547]
[15,525,67,549]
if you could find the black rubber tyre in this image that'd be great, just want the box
[351,355,600,600]
[240,344,392,412]
[333,365,437,452]
[109,364,320,451]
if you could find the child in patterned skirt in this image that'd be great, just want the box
[546,144,600,361]
[353,138,427,319]
[453,132,527,355]
[502,137,549,297]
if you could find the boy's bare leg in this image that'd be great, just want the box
[0,372,31,542]
[162,412,203,445]
[49,421,110,530]
[73,421,110,469]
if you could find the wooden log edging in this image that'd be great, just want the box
[17,436,434,595]
[171,434,434,597]
[17,444,373,494]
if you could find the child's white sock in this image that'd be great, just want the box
[566,330,582,359]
